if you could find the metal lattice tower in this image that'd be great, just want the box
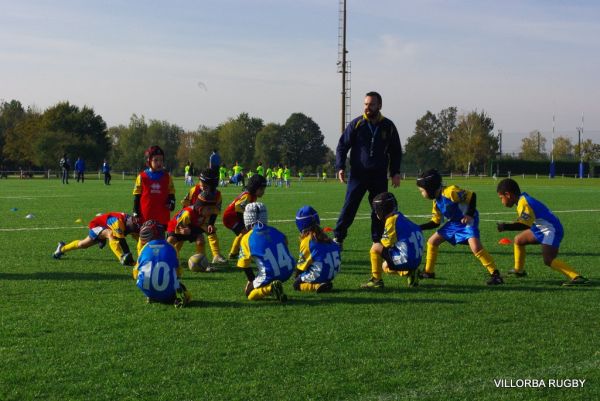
[337,0,351,131]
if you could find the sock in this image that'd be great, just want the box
[550,259,579,280]
[229,234,243,256]
[425,242,438,274]
[370,250,383,280]
[208,233,221,257]
[248,284,271,300]
[299,283,320,292]
[62,240,80,253]
[109,239,124,261]
[514,244,526,271]
[195,241,205,255]
[475,249,497,275]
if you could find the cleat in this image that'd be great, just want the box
[174,283,192,307]
[98,239,107,249]
[270,280,287,302]
[203,264,219,273]
[419,271,436,279]
[212,254,228,264]
[507,269,528,277]
[407,269,420,288]
[120,252,134,266]
[332,238,344,251]
[360,277,384,289]
[562,276,590,286]
[53,241,65,259]
[487,271,504,286]
[316,281,333,293]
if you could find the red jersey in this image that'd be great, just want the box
[133,169,175,226]
[222,191,256,229]
[88,212,127,229]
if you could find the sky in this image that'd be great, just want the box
[2,0,600,154]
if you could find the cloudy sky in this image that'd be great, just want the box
[2,0,599,153]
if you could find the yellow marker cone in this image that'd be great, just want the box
[75,218,83,223]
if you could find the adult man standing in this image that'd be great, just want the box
[59,153,70,184]
[102,158,111,185]
[334,91,402,288]
[75,156,85,183]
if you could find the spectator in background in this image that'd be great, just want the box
[59,153,70,184]
[75,156,85,183]
[209,149,221,172]
[102,159,112,185]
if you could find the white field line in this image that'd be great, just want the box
[1,209,598,232]
[0,195,75,199]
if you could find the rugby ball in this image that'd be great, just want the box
[188,253,209,272]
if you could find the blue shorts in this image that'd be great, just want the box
[381,247,421,271]
[531,225,563,248]
[437,220,479,245]
[88,226,105,241]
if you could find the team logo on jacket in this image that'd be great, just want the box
[150,182,162,194]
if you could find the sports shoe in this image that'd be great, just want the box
[270,280,287,302]
[203,264,219,273]
[419,271,436,279]
[212,254,228,264]
[507,269,528,277]
[316,281,333,293]
[120,252,134,266]
[407,269,420,288]
[360,277,384,289]
[562,276,590,286]
[53,241,65,259]
[333,238,343,251]
[487,271,504,286]
[174,283,192,308]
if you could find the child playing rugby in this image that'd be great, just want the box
[181,168,227,264]
[53,212,140,266]
[167,191,219,273]
[361,192,423,289]
[222,174,267,259]
[293,206,341,293]
[237,202,295,302]
[416,169,504,285]
[134,220,191,307]
[496,178,589,286]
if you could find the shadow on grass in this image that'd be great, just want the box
[184,294,465,308]
[417,280,599,293]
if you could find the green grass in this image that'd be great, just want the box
[1,176,599,401]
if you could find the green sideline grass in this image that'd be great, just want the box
[1,177,599,401]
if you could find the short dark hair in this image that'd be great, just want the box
[365,91,382,105]
[496,178,521,195]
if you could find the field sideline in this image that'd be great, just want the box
[1,177,599,401]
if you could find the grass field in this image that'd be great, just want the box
[1,176,599,401]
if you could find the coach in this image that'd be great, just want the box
[333,91,402,248]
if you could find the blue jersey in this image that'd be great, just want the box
[135,239,180,301]
[238,225,295,288]
[516,192,563,247]
[382,212,424,270]
[296,236,341,283]
[430,185,480,245]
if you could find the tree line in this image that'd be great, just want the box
[402,107,600,174]
[2,99,598,175]
[0,100,333,174]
